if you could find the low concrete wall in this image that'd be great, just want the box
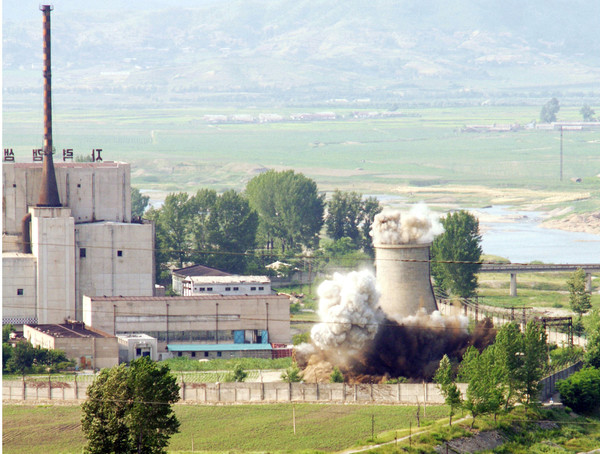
[3,378,466,405]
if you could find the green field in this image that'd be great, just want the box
[2,403,449,454]
[4,105,600,211]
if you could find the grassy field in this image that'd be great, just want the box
[478,271,600,311]
[4,105,600,210]
[2,403,449,454]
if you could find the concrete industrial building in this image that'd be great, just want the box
[374,242,438,319]
[83,294,291,360]
[2,160,156,326]
[23,322,119,369]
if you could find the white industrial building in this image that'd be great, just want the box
[181,275,272,296]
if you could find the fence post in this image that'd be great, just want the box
[289,382,292,401]
[261,382,264,401]
[48,375,52,400]
[354,384,357,402]
[397,383,401,403]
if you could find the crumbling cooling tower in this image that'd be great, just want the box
[374,242,438,319]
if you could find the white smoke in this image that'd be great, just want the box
[310,270,382,355]
[370,203,443,245]
[402,309,469,334]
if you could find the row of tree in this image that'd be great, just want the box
[435,321,548,427]
[140,170,383,283]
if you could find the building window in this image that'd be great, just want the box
[199,287,205,291]
[191,352,196,358]
[204,351,209,357]
[233,287,239,291]
[207,287,213,291]
[217,352,222,357]
[17,289,24,296]
[259,286,264,290]
[225,287,231,291]
[80,248,86,258]
[136,348,141,356]
[250,287,256,291]
[178,352,182,357]
[117,250,123,257]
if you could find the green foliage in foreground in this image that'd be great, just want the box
[81,357,180,454]
[162,356,292,371]
[556,367,600,414]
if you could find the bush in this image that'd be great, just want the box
[556,367,600,413]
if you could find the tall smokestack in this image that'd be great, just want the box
[37,4,61,208]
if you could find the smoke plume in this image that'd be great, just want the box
[299,269,496,382]
[370,203,443,245]
[310,270,382,363]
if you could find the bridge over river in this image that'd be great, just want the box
[479,263,600,296]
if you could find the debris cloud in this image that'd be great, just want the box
[370,203,443,245]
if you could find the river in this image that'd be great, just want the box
[477,206,600,264]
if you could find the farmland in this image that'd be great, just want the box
[4,105,600,213]
[2,403,449,453]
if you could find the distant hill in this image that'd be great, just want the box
[3,0,600,107]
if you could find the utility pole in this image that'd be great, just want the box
[560,126,563,181]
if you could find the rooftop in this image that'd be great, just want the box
[184,275,271,284]
[172,264,231,277]
[87,294,287,302]
[25,323,113,338]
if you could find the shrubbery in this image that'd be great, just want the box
[556,367,600,414]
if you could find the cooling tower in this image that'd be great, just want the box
[375,243,438,319]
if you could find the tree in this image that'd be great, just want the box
[81,357,180,454]
[330,366,344,383]
[157,192,193,268]
[556,367,600,414]
[433,354,462,425]
[231,363,248,382]
[567,268,592,317]
[580,104,596,122]
[431,210,482,297]
[281,363,304,383]
[188,188,218,264]
[359,196,383,257]
[131,187,150,218]
[205,190,258,273]
[5,340,36,376]
[246,170,325,253]
[325,190,363,244]
[325,190,382,256]
[540,97,560,123]
[520,321,548,408]
[584,309,600,368]
[493,322,525,410]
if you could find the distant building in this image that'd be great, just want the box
[171,264,231,295]
[182,275,271,296]
[23,321,118,369]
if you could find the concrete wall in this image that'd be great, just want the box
[31,207,76,324]
[2,379,465,405]
[183,280,271,296]
[2,162,131,235]
[2,254,38,324]
[75,222,154,319]
[83,294,291,345]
